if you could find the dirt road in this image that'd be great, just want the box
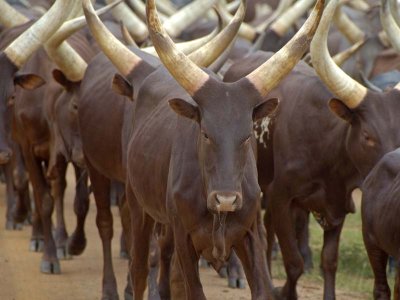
[0,167,367,299]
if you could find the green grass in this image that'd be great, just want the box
[270,193,395,299]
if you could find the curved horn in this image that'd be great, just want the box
[346,0,370,12]
[333,5,365,43]
[120,22,138,47]
[105,0,148,42]
[3,0,77,69]
[146,0,210,96]
[245,0,324,97]
[187,2,245,67]
[256,0,294,32]
[0,0,29,28]
[126,0,168,22]
[142,9,222,56]
[269,0,316,37]
[389,0,400,26]
[332,39,365,66]
[311,0,367,108]
[83,0,143,77]
[163,0,218,38]
[359,71,383,92]
[156,0,177,16]
[381,0,400,52]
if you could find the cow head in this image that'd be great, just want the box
[147,0,324,212]
[311,0,400,177]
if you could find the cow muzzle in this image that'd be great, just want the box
[0,149,12,165]
[207,191,242,212]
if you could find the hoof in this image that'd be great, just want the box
[5,220,23,230]
[120,250,130,260]
[228,277,246,289]
[57,247,72,260]
[124,290,133,300]
[218,266,228,278]
[101,293,119,300]
[198,257,209,268]
[67,234,87,256]
[40,260,61,274]
[29,238,44,252]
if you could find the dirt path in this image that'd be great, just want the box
[0,167,367,299]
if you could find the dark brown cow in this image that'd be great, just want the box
[101,0,323,299]
[223,0,400,298]
[361,148,400,299]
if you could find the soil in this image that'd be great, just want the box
[0,167,367,300]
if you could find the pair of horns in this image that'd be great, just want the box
[148,0,325,97]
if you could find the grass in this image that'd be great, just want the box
[270,190,395,299]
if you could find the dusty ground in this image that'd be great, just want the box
[0,168,367,300]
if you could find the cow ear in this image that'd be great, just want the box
[52,69,74,90]
[112,74,133,100]
[168,98,200,122]
[329,98,354,123]
[14,74,45,90]
[253,98,279,121]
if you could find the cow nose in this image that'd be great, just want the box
[0,149,12,164]
[209,191,242,212]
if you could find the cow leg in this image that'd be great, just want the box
[395,264,400,300]
[22,144,59,273]
[170,252,186,300]
[148,236,161,300]
[270,189,303,300]
[172,217,206,300]
[68,164,90,256]
[87,162,118,300]
[51,158,70,260]
[295,210,313,273]
[227,251,246,289]
[4,162,18,230]
[264,205,276,272]
[234,216,274,300]
[159,225,174,300]
[363,234,390,299]
[320,222,344,300]
[126,184,154,300]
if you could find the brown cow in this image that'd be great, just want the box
[109,0,323,299]
[361,148,400,299]
[223,0,400,298]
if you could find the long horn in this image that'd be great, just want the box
[187,3,244,67]
[256,0,294,32]
[381,0,400,52]
[126,0,168,22]
[311,0,367,108]
[3,0,77,69]
[333,5,365,43]
[146,0,210,96]
[359,71,383,92]
[163,0,218,38]
[156,0,177,16]
[389,0,400,26]
[332,39,365,66]
[105,0,148,42]
[217,1,257,41]
[120,22,138,47]
[45,2,121,81]
[0,0,29,28]
[245,0,324,97]
[346,0,370,12]
[269,0,316,37]
[142,10,222,56]
[83,0,143,77]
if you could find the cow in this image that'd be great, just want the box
[223,0,400,298]
[361,148,400,299]
[88,0,323,298]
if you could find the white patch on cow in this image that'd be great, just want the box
[253,116,271,148]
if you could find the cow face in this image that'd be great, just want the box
[0,54,44,164]
[169,79,278,213]
[329,89,400,177]
[47,70,84,179]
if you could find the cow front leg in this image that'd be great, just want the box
[158,225,174,300]
[226,251,246,289]
[3,162,18,230]
[172,217,206,300]
[68,164,90,256]
[294,209,313,273]
[50,158,69,260]
[87,162,118,300]
[321,221,344,300]
[270,188,303,299]
[126,184,154,300]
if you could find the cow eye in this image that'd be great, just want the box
[363,131,376,147]
[202,132,209,140]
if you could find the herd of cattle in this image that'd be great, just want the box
[2,0,400,299]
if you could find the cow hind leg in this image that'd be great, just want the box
[67,164,90,256]
[3,163,18,230]
[158,225,174,300]
[87,163,118,300]
[226,251,246,289]
[295,209,313,273]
